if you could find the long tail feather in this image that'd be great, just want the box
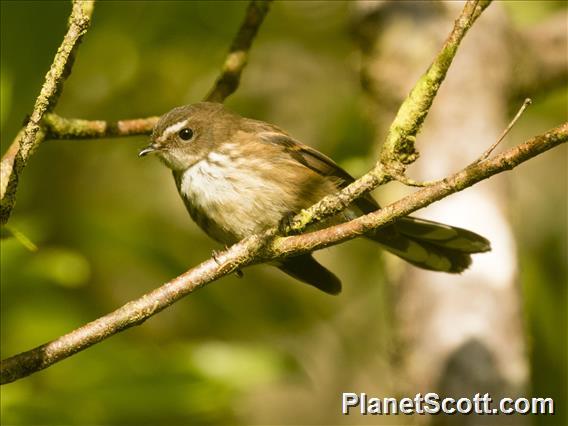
[369,217,491,273]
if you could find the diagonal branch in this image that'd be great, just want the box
[0,1,95,225]
[1,122,565,385]
[284,0,492,235]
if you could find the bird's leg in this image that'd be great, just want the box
[278,211,297,235]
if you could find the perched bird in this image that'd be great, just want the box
[140,102,490,295]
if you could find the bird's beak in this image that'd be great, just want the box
[139,143,158,157]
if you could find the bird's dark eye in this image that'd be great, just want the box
[178,128,193,141]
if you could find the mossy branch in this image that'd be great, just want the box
[0,0,95,225]
[380,0,491,167]
[42,113,160,139]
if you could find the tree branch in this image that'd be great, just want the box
[0,0,95,225]
[283,0,492,235]
[42,113,160,139]
[1,122,565,385]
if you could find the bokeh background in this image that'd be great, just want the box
[1,1,566,425]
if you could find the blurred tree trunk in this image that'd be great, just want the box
[353,2,529,424]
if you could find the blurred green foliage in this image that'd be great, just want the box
[1,1,566,425]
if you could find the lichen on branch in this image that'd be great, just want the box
[0,0,95,225]
[380,0,491,167]
[42,114,160,139]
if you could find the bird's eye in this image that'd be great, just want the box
[178,128,193,141]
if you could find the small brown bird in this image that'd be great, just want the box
[140,102,490,294]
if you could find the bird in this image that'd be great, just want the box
[139,102,490,295]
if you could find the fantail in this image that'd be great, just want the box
[140,102,490,294]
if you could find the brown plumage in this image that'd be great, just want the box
[140,102,491,295]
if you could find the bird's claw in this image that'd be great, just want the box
[278,211,297,235]
[212,249,224,266]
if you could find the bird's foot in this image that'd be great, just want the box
[212,248,224,266]
[278,211,297,235]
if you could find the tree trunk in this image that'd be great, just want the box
[353,2,528,424]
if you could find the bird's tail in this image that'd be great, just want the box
[278,254,342,295]
[277,217,490,295]
[368,217,491,273]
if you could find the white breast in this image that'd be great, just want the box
[178,153,292,243]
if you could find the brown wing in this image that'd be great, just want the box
[258,131,379,214]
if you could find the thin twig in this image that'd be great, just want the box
[0,1,95,225]
[2,225,38,252]
[1,123,565,385]
[391,175,442,188]
[379,0,491,167]
[391,97,533,187]
[477,97,532,162]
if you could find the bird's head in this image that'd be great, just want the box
[139,102,239,171]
